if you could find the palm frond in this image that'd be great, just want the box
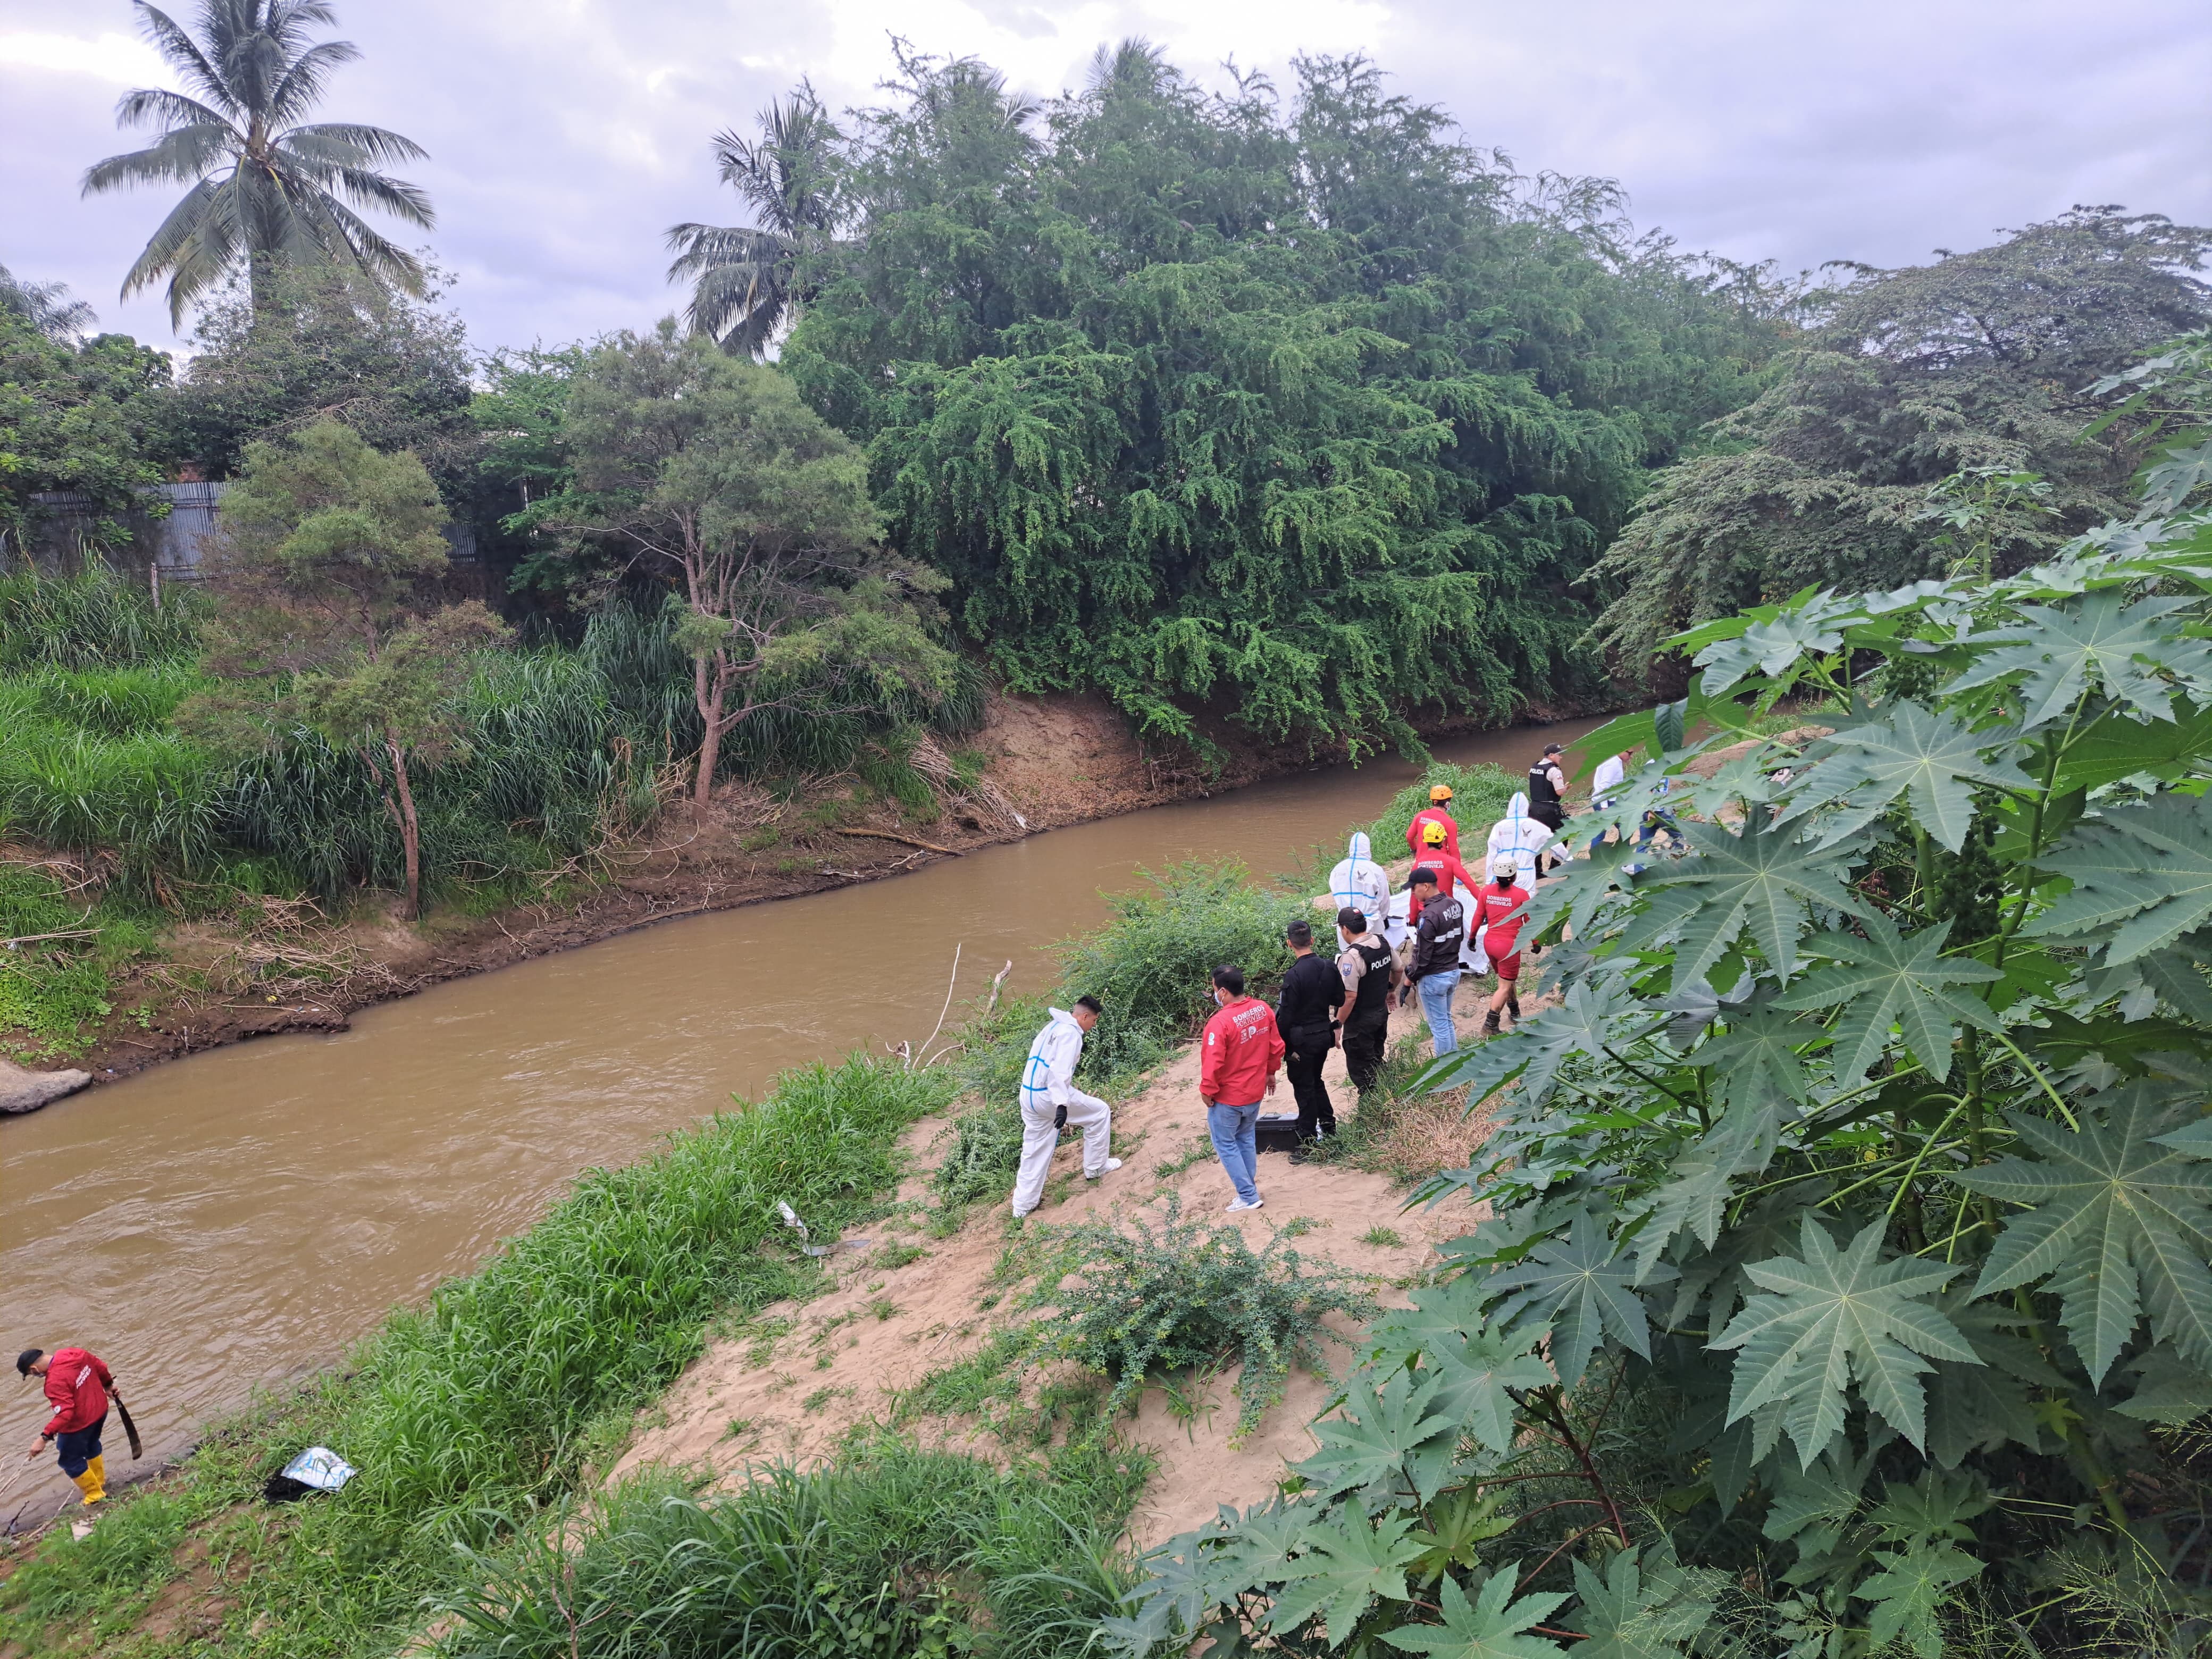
[309,194,429,293]
[663,221,790,274]
[265,37,360,125]
[0,265,97,341]
[279,121,429,167]
[113,86,233,135]
[130,2,233,112]
[82,123,239,194]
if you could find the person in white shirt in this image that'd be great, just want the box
[1328,832,1390,929]
[1487,792,1553,889]
[1588,749,1629,853]
[1011,998,1120,1218]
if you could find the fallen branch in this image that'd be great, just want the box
[837,827,960,856]
[3,928,102,949]
[917,942,963,1067]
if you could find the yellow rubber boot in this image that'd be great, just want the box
[76,1456,106,1505]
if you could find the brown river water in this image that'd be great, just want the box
[0,717,1602,1495]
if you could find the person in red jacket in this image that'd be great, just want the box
[18,1345,115,1510]
[1405,784,1462,863]
[1473,854,1534,1036]
[1200,963,1284,1213]
[1405,820,1479,926]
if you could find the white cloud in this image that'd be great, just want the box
[0,28,167,83]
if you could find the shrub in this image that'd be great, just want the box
[1020,1194,1375,1443]
[1058,860,1303,1079]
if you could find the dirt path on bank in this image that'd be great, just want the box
[610,984,1500,1548]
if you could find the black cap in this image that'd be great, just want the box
[1337,906,1367,933]
[1409,865,1440,889]
[16,1348,41,1378]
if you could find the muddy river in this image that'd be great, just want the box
[0,718,1602,1495]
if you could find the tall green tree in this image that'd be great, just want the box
[530,326,955,809]
[82,0,434,324]
[192,420,504,918]
[1583,209,2212,684]
[665,88,841,358]
[0,311,175,565]
[157,262,476,498]
[782,49,1788,754]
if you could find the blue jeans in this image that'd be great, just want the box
[1206,1100,1262,1203]
[55,1414,104,1479]
[1417,971,1462,1057]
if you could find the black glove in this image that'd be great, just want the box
[1053,1103,1067,1129]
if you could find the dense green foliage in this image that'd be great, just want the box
[0,308,176,560]
[162,264,479,498]
[437,1438,1143,1658]
[777,47,1788,752]
[1586,211,2212,681]
[82,0,435,324]
[1109,347,2212,1655]
[529,326,959,807]
[0,1056,953,1656]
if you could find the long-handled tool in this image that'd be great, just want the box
[109,1388,143,1460]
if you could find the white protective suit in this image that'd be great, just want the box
[1328,831,1392,933]
[1487,792,1555,889]
[1011,1008,1112,1216]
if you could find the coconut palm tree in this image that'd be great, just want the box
[81,0,434,326]
[0,265,97,342]
[665,88,840,358]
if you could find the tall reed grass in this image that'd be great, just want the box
[0,569,204,671]
[438,1436,1140,1658]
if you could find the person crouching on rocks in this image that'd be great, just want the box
[1011,996,1121,1219]
[19,1345,115,1516]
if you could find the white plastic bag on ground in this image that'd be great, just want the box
[281,1447,356,1492]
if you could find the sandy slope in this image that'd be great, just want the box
[609,983,1503,1548]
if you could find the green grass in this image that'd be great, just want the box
[0,862,160,1060]
[433,1433,1144,1659]
[1365,761,1520,861]
[0,1055,958,1657]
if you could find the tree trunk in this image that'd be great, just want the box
[386,730,423,920]
[692,656,725,811]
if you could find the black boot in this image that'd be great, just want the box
[1481,1010,1499,1037]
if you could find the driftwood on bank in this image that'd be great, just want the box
[837,827,962,856]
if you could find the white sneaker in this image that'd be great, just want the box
[1226,1196,1264,1212]
[1085,1158,1123,1179]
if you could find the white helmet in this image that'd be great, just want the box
[1492,853,1521,880]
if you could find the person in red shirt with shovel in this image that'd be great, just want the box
[1200,964,1284,1213]
[18,1345,134,1526]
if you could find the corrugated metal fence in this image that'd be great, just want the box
[17,482,477,581]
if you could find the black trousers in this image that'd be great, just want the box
[1285,1036,1336,1140]
[1341,1007,1389,1095]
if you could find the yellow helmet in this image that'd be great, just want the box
[1428,784,1453,802]
[1422,821,1448,845]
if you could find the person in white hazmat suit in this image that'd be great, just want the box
[1487,792,1555,889]
[1011,996,1122,1218]
[1328,832,1390,929]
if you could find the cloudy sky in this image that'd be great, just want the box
[3,0,2207,358]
